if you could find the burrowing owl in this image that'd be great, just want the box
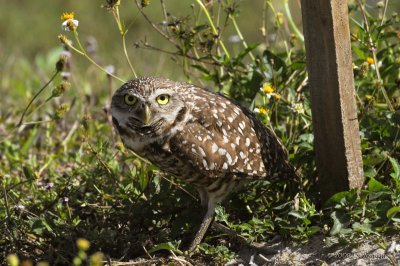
[111,77,297,251]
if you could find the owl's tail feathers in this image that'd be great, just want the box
[267,160,302,198]
[277,160,301,181]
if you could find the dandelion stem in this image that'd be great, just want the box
[71,30,126,83]
[113,6,137,78]
[122,33,137,78]
[17,71,60,127]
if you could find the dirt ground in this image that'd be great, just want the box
[109,233,400,265]
[226,234,400,266]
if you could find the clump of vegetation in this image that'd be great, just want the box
[1,0,399,264]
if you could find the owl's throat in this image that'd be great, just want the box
[123,116,165,137]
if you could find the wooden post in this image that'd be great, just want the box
[301,0,364,202]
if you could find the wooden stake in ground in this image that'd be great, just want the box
[301,0,364,202]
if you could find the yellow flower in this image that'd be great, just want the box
[6,254,19,266]
[254,106,268,115]
[90,252,104,266]
[60,12,74,21]
[261,82,274,94]
[274,93,282,100]
[366,57,374,65]
[76,238,90,251]
[60,12,79,31]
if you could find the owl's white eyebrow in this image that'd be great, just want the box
[154,88,174,94]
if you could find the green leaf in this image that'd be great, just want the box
[368,177,389,192]
[262,50,287,75]
[21,127,38,155]
[273,201,291,210]
[388,157,400,184]
[364,165,377,178]
[235,43,259,61]
[352,46,366,59]
[193,24,209,32]
[288,211,306,219]
[22,165,35,180]
[330,211,350,236]
[324,190,357,207]
[148,242,182,254]
[386,206,400,221]
[307,226,320,236]
[191,64,210,75]
[352,221,372,234]
[31,219,53,235]
[376,200,393,218]
[364,150,387,166]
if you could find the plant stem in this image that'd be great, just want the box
[71,31,126,83]
[195,0,230,59]
[17,71,59,127]
[379,0,389,26]
[284,0,304,42]
[230,15,256,62]
[356,0,394,112]
[114,7,137,78]
[122,34,137,78]
[134,0,177,45]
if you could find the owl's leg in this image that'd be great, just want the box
[187,196,216,252]
[196,186,208,207]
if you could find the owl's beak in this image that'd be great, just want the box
[139,104,152,125]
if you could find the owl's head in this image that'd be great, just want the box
[111,77,189,137]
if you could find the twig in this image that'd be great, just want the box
[22,120,54,126]
[86,141,113,174]
[169,254,192,266]
[134,0,177,46]
[62,120,79,149]
[295,75,308,94]
[160,0,170,35]
[159,174,197,200]
[107,258,162,265]
[139,43,217,65]
[142,245,154,259]
[379,0,389,26]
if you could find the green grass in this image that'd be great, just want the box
[1,0,400,265]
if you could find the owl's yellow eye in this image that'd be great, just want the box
[124,94,137,105]
[156,94,169,105]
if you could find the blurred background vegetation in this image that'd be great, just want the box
[1,0,400,265]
